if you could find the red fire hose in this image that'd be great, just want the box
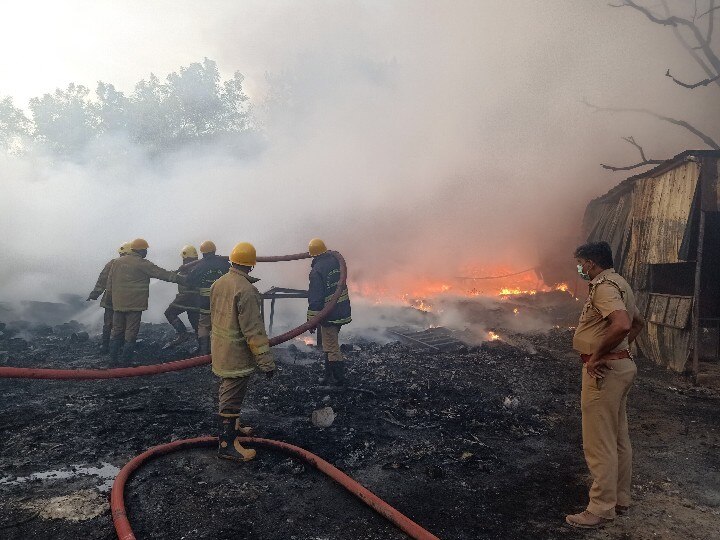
[111,436,440,540]
[0,251,346,380]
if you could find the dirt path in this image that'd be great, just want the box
[0,325,718,539]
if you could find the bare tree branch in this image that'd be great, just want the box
[699,4,720,19]
[583,99,720,149]
[600,136,664,171]
[614,0,720,75]
[665,68,720,87]
[706,0,715,43]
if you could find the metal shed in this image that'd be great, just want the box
[583,150,720,374]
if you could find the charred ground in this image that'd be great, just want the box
[0,312,719,539]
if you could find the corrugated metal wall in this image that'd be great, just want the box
[584,160,700,371]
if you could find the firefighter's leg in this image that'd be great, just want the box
[120,311,142,364]
[109,311,126,364]
[197,312,211,355]
[100,308,114,354]
[217,376,256,462]
[321,325,345,385]
[163,304,191,348]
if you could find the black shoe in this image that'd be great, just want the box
[318,355,334,385]
[108,338,123,366]
[217,414,256,462]
[331,361,346,386]
[120,339,136,365]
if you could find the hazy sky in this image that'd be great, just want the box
[1,1,717,320]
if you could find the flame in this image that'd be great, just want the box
[513,308,519,315]
[348,266,572,308]
[487,331,501,341]
[295,336,315,346]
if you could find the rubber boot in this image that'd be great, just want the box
[218,414,256,462]
[318,354,334,385]
[163,319,190,350]
[99,332,111,355]
[198,336,211,356]
[120,339,136,365]
[331,361,346,387]
[108,338,123,366]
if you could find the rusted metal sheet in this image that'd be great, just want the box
[620,160,699,289]
[646,293,692,329]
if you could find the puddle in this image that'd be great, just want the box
[22,489,107,522]
[0,462,120,492]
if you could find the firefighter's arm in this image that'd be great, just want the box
[88,260,112,300]
[142,260,184,284]
[237,291,275,373]
[307,269,324,320]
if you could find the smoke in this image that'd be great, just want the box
[1,1,718,327]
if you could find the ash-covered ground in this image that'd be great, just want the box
[1,297,719,539]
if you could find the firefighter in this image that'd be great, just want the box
[211,242,275,462]
[306,238,351,386]
[87,241,132,354]
[163,245,201,349]
[187,240,230,355]
[107,238,184,365]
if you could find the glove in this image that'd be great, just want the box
[309,327,316,334]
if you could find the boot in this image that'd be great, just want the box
[163,321,191,350]
[218,414,256,462]
[99,332,111,355]
[198,336,211,356]
[120,339,136,365]
[108,338,123,366]
[331,361,346,387]
[318,354,334,385]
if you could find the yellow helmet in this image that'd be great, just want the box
[131,238,149,250]
[118,241,132,255]
[200,240,217,254]
[229,242,257,266]
[308,238,327,257]
[181,245,198,259]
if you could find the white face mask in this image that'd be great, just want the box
[577,263,591,281]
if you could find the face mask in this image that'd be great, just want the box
[577,264,591,281]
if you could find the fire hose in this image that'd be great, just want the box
[111,437,440,540]
[0,251,339,380]
[0,249,442,539]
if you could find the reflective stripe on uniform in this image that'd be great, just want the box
[199,287,212,296]
[212,365,256,378]
[212,326,246,343]
[324,291,349,303]
[328,316,352,325]
[170,303,201,312]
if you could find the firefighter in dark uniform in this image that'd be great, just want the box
[164,245,201,349]
[306,238,352,386]
[187,240,231,355]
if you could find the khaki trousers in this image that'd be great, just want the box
[198,312,211,338]
[581,358,637,519]
[110,311,143,342]
[218,376,251,415]
[321,325,342,362]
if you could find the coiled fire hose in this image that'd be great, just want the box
[0,250,443,539]
[0,251,338,380]
[111,437,440,540]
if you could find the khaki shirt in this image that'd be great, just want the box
[108,252,181,312]
[573,269,637,355]
[210,267,275,378]
[89,258,116,309]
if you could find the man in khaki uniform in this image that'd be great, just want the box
[567,241,645,529]
[86,241,132,354]
[163,245,201,350]
[210,241,275,463]
[107,238,184,365]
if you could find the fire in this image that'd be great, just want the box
[295,336,315,346]
[348,267,572,307]
[487,331,501,341]
[513,308,519,315]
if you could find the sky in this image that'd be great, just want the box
[1,0,718,322]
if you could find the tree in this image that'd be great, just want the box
[589,0,719,171]
[0,58,252,158]
[0,97,30,152]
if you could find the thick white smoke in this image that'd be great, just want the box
[1,1,718,328]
